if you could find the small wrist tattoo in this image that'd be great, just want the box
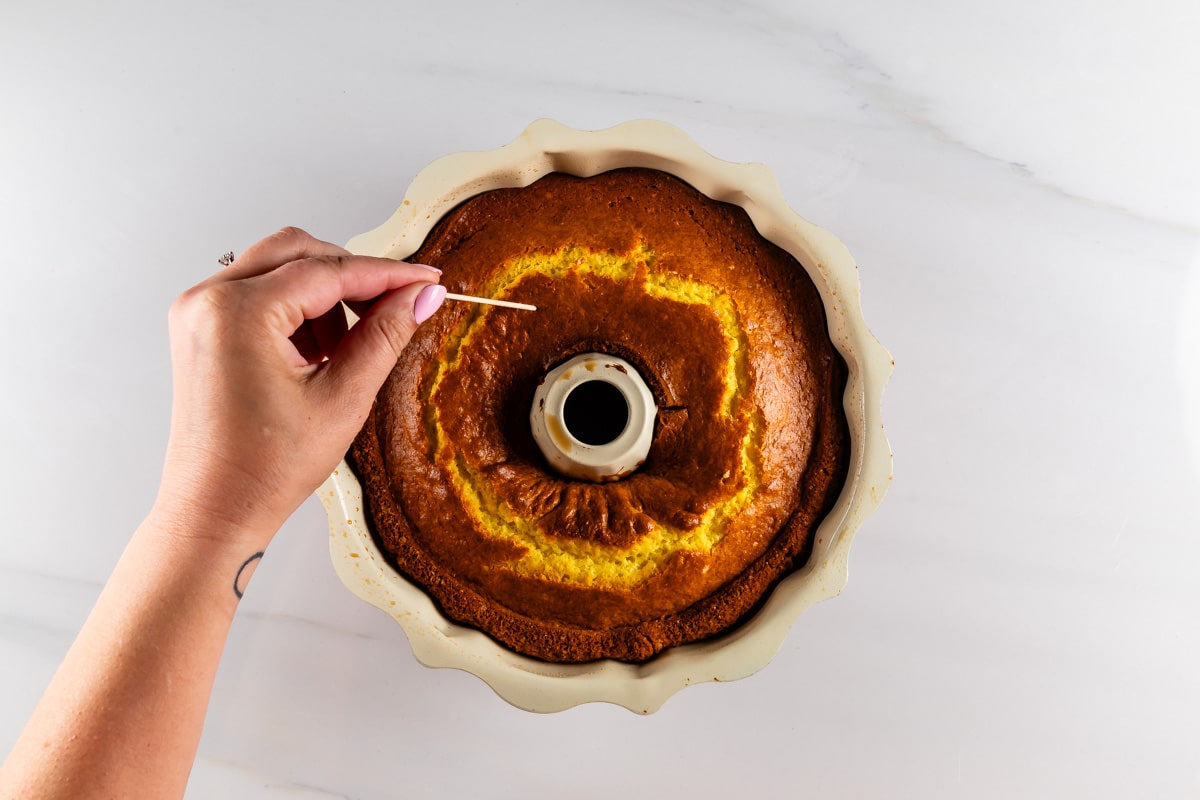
[233,552,264,600]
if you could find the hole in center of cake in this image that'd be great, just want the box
[530,351,657,481]
[562,379,629,446]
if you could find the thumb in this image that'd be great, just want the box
[321,282,446,402]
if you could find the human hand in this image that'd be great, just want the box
[152,227,446,548]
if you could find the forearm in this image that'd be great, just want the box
[0,229,436,799]
[0,513,269,800]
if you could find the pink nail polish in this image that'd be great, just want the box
[413,284,447,324]
[413,263,442,274]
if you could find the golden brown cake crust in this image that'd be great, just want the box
[349,168,849,663]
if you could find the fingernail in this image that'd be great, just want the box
[413,284,447,324]
[413,263,442,274]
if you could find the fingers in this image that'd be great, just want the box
[213,227,351,284]
[251,255,442,338]
[290,303,350,365]
[318,282,446,400]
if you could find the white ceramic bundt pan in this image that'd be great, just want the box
[318,119,892,714]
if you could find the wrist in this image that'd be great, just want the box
[144,492,282,556]
[133,510,274,614]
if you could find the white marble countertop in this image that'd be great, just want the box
[2,1,1198,796]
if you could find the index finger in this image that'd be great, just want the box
[209,227,351,286]
[248,254,442,334]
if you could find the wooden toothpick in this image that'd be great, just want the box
[444,292,537,311]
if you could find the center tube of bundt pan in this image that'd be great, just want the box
[529,353,658,482]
